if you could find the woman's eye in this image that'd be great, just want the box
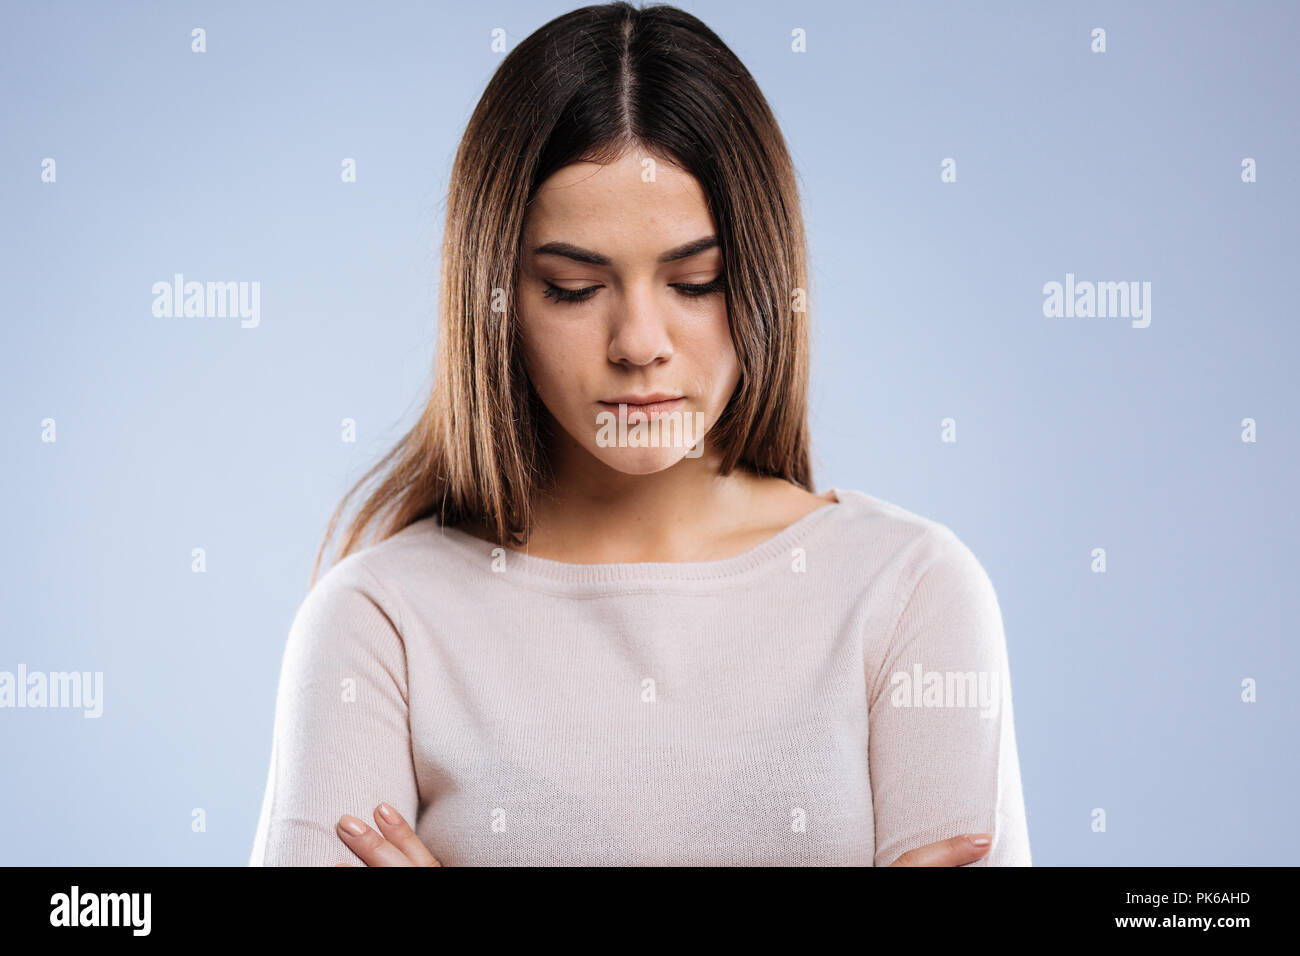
[542,282,600,303]
[541,276,726,305]
[671,276,726,297]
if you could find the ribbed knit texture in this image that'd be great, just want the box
[248,488,1032,866]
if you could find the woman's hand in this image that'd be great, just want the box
[334,803,441,867]
[888,833,992,866]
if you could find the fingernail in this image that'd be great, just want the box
[338,815,366,836]
[968,834,991,847]
[377,802,399,824]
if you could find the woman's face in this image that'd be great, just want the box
[515,149,739,476]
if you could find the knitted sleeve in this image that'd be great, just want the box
[249,558,418,866]
[865,524,1032,866]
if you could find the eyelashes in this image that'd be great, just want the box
[541,282,598,303]
[541,276,726,304]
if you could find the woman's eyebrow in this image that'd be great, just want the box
[531,235,719,266]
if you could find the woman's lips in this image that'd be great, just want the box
[598,397,686,423]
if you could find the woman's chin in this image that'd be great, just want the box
[588,445,696,476]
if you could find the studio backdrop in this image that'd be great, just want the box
[1,0,1295,865]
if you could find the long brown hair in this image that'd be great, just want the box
[311,1,813,586]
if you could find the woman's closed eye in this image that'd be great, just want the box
[541,275,726,304]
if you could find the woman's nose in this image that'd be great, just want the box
[606,288,674,366]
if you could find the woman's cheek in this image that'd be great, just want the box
[524,337,590,431]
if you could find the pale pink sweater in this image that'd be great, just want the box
[249,488,1031,866]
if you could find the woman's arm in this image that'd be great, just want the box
[867,524,1032,866]
[249,558,419,866]
[329,803,995,867]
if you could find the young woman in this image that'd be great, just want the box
[249,1,1031,867]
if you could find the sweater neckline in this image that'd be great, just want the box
[430,488,847,589]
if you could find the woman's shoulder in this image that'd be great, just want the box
[302,517,480,619]
[823,486,956,541]
[824,491,1006,660]
[821,488,995,590]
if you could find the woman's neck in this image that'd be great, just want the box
[510,449,832,564]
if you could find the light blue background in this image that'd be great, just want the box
[2,0,1295,865]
